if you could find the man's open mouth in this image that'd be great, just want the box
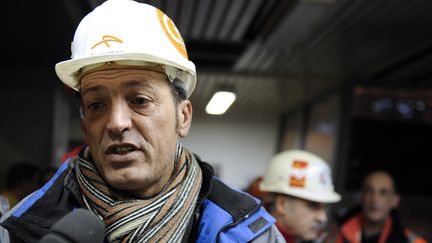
[106,144,138,155]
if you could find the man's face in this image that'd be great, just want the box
[361,172,399,224]
[277,195,327,241]
[80,67,192,198]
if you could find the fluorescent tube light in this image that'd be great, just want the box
[205,91,236,115]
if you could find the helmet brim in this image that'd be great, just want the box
[55,52,196,98]
[260,184,342,203]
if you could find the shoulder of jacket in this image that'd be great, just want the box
[208,178,260,221]
[249,224,286,243]
[197,177,276,243]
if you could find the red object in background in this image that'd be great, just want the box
[61,144,85,164]
[246,176,267,201]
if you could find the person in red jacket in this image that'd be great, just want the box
[326,170,427,243]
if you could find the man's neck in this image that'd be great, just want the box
[362,219,385,236]
[275,221,297,243]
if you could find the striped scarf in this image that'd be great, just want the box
[74,144,202,243]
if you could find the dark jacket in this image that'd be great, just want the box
[1,156,283,243]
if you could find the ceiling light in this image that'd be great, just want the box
[205,91,236,115]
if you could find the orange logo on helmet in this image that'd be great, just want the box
[289,160,308,188]
[156,9,188,59]
[91,35,123,49]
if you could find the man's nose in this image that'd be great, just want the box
[106,101,132,136]
[370,191,381,203]
[316,208,328,224]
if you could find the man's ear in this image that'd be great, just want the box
[80,119,89,144]
[178,100,193,138]
[391,193,401,209]
[275,195,288,215]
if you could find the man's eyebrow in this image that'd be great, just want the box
[123,80,155,89]
[81,85,106,96]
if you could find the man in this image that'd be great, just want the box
[327,170,427,243]
[260,150,342,243]
[0,0,283,242]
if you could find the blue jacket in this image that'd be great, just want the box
[1,156,277,243]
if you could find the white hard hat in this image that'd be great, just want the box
[260,150,341,203]
[55,0,196,97]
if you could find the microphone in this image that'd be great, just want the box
[39,209,105,243]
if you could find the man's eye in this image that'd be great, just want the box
[308,201,324,210]
[130,97,148,105]
[88,101,105,110]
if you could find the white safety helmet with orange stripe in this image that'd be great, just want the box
[260,150,341,203]
[55,0,196,97]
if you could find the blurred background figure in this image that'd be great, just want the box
[0,161,40,209]
[0,196,9,243]
[0,195,8,218]
[245,176,267,202]
[260,150,341,243]
[326,170,427,243]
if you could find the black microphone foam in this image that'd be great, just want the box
[39,209,105,243]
